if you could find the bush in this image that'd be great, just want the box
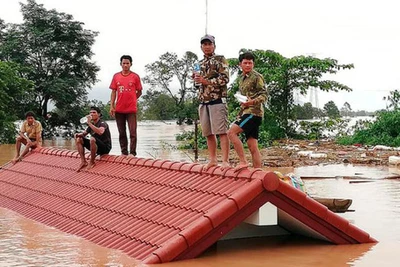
[336,110,400,147]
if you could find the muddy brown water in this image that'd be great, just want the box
[1,121,400,266]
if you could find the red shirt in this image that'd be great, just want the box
[109,71,142,113]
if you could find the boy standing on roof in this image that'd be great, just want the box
[228,52,268,171]
[194,34,230,170]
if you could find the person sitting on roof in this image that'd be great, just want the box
[12,111,43,164]
[75,106,112,171]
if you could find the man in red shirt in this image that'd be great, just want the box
[109,55,142,156]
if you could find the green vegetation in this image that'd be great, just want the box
[1,0,396,150]
[177,49,355,148]
[227,49,354,137]
[0,61,34,143]
[323,101,341,119]
[0,0,101,143]
[336,90,400,147]
[337,109,400,146]
[0,0,99,119]
[142,51,199,124]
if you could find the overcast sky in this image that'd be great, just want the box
[1,0,400,111]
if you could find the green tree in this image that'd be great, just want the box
[0,0,99,119]
[228,49,353,136]
[312,107,325,119]
[140,90,177,120]
[293,102,314,120]
[323,100,341,118]
[340,101,352,117]
[143,51,199,124]
[0,61,34,143]
[48,99,111,129]
[383,89,400,110]
[338,109,400,147]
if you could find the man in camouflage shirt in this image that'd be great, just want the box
[228,52,268,171]
[194,34,230,170]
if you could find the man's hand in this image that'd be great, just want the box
[194,75,208,86]
[241,99,254,108]
[109,107,115,117]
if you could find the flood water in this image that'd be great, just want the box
[1,120,400,266]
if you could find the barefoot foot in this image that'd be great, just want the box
[234,163,249,172]
[76,161,88,172]
[220,161,231,171]
[11,157,21,165]
[203,161,218,171]
[86,162,96,170]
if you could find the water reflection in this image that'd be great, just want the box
[1,121,400,266]
[156,237,375,267]
[0,208,141,267]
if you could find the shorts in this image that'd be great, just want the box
[198,100,228,137]
[83,137,111,155]
[235,114,262,140]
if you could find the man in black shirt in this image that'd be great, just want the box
[75,106,112,171]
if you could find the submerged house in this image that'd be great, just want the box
[0,148,376,264]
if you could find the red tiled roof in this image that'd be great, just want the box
[0,148,376,264]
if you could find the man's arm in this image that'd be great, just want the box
[251,75,268,105]
[36,131,43,147]
[201,56,230,87]
[242,76,268,108]
[110,90,117,117]
[87,121,105,136]
[136,89,142,99]
[18,131,30,142]
[75,130,88,139]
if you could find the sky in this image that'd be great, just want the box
[1,0,400,112]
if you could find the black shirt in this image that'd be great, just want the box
[85,119,112,149]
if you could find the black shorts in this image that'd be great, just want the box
[83,137,111,155]
[235,114,262,140]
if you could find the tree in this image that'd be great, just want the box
[293,102,314,120]
[0,0,99,119]
[0,61,34,143]
[48,99,111,130]
[143,51,199,124]
[324,100,341,118]
[383,90,400,110]
[140,90,177,120]
[340,101,352,117]
[312,107,325,119]
[228,49,354,136]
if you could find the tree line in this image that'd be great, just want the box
[2,0,397,147]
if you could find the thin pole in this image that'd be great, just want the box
[205,0,208,34]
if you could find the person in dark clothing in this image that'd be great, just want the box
[75,106,112,171]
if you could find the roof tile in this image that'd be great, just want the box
[0,148,376,263]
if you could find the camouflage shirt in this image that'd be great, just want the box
[198,53,229,102]
[238,70,268,117]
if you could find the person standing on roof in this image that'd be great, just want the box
[12,111,42,164]
[194,34,230,170]
[109,55,143,157]
[228,52,268,171]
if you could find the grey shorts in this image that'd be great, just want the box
[198,101,228,137]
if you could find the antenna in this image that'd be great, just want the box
[205,0,208,34]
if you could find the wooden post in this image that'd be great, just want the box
[194,119,198,161]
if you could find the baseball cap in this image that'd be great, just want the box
[200,34,215,44]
